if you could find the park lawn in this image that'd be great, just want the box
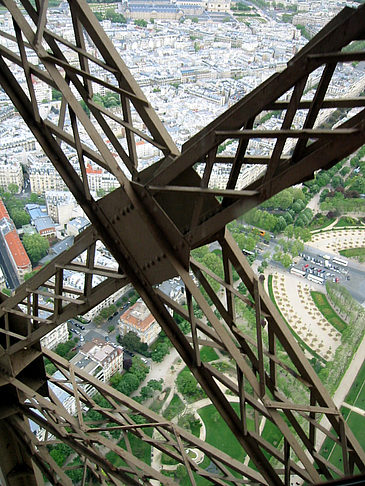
[260,420,284,461]
[345,361,365,406]
[339,247,365,260]
[200,346,219,362]
[106,428,152,468]
[320,362,365,475]
[198,403,253,463]
[163,394,185,420]
[310,291,347,333]
[161,449,179,466]
[308,217,335,231]
[321,407,365,477]
[334,217,361,227]
[179,403,254,486]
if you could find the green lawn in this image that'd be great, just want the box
[334,217,361,227]
[339,247,365,260]
[345,360,365,406]
[320,361,365,476]
[106,428,152,468]
[310,291,347,333]
[198,403,252,462]
[179,403,254,486]
[163,394,185,420]
[200,346,219,362]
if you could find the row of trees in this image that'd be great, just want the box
[319,282,365,393]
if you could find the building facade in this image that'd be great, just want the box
[119,300,161,346]
[0,198,32,285]
[77,338,124,382]
[40,321,69,350]
[0,158,24,192]
[45,190,76,226]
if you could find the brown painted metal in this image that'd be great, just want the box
[0,0,364,485]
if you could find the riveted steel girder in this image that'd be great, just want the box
[0,1,365,485]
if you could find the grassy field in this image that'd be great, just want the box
[320,361,365,476]
[334,217,361,227]
[198,403,252,462]
[106,428,152,467]
[310,291,347,333]
[200,346,219,362]
[163,394,185,420]
[339,247,365,260]
[181,403,254,485]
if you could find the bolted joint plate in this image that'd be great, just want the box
[97,183,191,287]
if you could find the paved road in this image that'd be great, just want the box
[302,245,365,304]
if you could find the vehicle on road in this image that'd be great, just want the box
[242,249,255,256]
[332,257,348,267]
[290,267,306,277]
[307,274,324,285]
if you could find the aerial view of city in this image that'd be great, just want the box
[0,0,364,484]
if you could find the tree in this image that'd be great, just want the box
[8,183,19,194]
[10,209,30,228]
[134,19,147,27]
[119,330,149,354]
[177,370,197,395]
[147,379,163,391]
[52,88,62,101]
[151,342,169,362]
[276,215,287,232]
[119,373,140,395]
[140,385,154,400]
[129,356,149,381]
[284,224,294,239]
[281,253,292,268]
[23,233,49,264]
[175,465,187,480]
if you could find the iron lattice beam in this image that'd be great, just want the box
[0,0,364,485]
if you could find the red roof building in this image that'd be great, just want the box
[119,301,161,346]
[4,230,31,271]
[0,197,32,282]
[0,198,10,220]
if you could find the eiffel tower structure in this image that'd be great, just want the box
[0,0,364,484]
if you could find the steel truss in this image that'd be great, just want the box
[0,0,364,484]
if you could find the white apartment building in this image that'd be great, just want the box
[40,322,69,350]
[85,163,119,192]
[84,285,132,320]
[77,338,124,382]
[46,190,76,226]
[0,159,24,192]
[29,163,67,194]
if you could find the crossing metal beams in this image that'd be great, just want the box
[0,1,365,484]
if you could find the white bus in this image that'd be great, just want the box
[332,257,348,267]
[307,274,324,285]
[290,267,306,278]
